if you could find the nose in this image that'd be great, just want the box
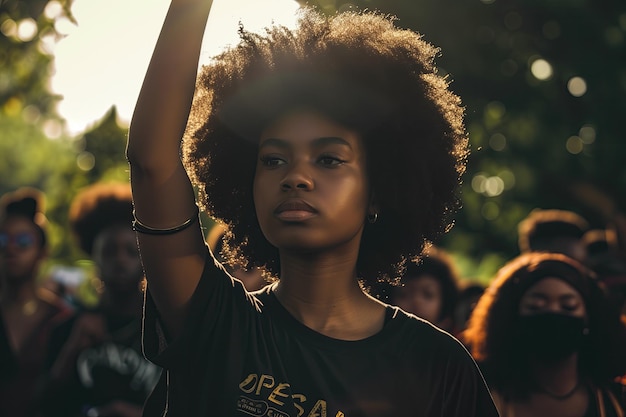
[280,161,314,191]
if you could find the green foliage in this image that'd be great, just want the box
[2,0,625,287]
[1,1,128,306]
[303,0,626,281]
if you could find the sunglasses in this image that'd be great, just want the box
[0,232,37,251]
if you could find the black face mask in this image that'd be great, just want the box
[517,313,587,362]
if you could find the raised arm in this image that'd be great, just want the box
[126,0,213,337]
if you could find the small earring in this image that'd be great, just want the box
[367,212,378,224]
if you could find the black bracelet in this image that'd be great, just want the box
[132,210,199,235]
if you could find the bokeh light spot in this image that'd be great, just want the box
[44,1,64,20]
[0,19,17,38]
[43,119,63,139]
[579,125,596,144]
[498,170,516,190]
[472,173,488,194]
[77,152,95,171]
[566,136,584,154]
[530,58,553,81]
[485,101,506,120]
[482,202,500,220]
[484,176,505,197]
[567,77,587,97]
[489,133,507,151]
[22,105,41,124]
[17,18,38,42]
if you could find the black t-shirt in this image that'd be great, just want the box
[143,256,499,417]
[44,308,162,417]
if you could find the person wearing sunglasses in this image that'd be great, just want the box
[0,187,73,417]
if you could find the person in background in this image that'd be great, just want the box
[583,228,626,316]
[206,223,267,292]
[41,183,161,417]
[464,252,626,417]
[453,281,485,336]
[0,309,17,382]
[389,245,460,333]
[126,1,499,415]
[0,187,73,417]
[517,208,590,263]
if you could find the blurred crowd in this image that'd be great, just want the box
[1,184,625,416]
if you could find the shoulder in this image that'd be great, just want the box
[390,306,469,350]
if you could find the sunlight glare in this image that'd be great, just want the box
[51,0,301,136]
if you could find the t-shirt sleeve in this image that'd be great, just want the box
[142,251,261,370]
[439,335,500,417]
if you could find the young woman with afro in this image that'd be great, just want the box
[126,1,499,416]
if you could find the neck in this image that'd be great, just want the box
[532,354,581,398]
[273,247,384,340]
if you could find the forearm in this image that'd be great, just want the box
[126,0,212,336]
[127,0,213,172]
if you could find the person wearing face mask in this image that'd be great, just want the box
[40,183,161,417]
[463,252,626,417]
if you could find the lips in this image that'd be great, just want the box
[274,199,318,221]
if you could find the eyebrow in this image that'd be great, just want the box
[259,136,353,150]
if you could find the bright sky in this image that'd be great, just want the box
[51,0,301,135]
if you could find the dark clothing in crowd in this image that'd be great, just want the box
[42,308,161,417]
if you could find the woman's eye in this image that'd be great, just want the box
[318,155,344,166]
[259,155,285,167]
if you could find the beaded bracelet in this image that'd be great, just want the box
[132,209,199,235]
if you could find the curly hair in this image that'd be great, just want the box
[68,182,134,256]
[518,208,589,254]
[464,252,626,401]
[0,187,47,249]
[183,8,468,286]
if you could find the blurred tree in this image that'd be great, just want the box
[0,0,130,281]
[75,106,130,184]
[1,0,75,119]
[299,0,626,280]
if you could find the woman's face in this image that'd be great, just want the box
[394,274,443,323]
[253,109,370,255]
[518,277,587,318]
[0,216,45,284]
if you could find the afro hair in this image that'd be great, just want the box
[69,182,134,256]
[183,8,469,287]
